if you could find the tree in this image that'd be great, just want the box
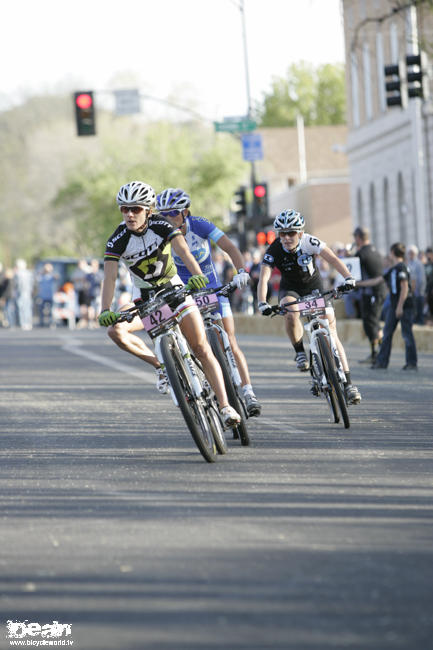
[256,62,346,127]
[53,119,247,256]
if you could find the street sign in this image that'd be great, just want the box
[214,118,256,133]
[241,133,263,161]
[114,89,141,115]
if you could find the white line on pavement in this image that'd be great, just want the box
[60,337,155,384]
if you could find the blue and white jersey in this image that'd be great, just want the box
[172,215,224,287]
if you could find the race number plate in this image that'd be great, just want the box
[297,296,326,316]
[141,303,174,333]
[194,292,219,313]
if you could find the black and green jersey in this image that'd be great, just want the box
[104,217,181,289]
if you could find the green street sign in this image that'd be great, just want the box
[214,119,257,133]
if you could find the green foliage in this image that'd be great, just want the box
[53,118,247,256]
[256,62,346,127]
[0,94,248,264]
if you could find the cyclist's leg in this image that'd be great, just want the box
[178,304,232,410]
[107,292,160,368]
[279,290,309,371]
[108,316,159,368]
[221,309,261,416]
[325,307,349,371]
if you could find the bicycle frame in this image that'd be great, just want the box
[117,286,207,407]
[272,289,350,428]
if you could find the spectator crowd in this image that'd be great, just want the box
[1,234,433,330]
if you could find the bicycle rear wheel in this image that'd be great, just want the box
[316,331,350,429]
[160,335,218,462]
[207,327,250,446]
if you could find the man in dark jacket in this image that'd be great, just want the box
[353,227,387,363]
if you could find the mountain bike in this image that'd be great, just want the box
[115,285,227,462]
[271,288,350,429]
[193,283,250,446]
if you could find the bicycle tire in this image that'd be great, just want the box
[207,401,228,454]
[160,335,217,462]
[316,331,350,429]
[207,327,250,446]
[310,350,339,423]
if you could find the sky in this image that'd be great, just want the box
[2,0,345,121]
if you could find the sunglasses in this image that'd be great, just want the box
[120,205,146,214]
[159,209,181,217]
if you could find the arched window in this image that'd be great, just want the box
[398,172,407,243]
[383,177,391,250]
[356,188,364,227]
[369,183,377,244]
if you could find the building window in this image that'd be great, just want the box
[351,52,360,127]
[376,31,386,113]
[390,21,399,62]
[383,177,391,250]
[369,183,377,243]
[356,188,364,227]
[363,42,373,120]
[398,172,407,243]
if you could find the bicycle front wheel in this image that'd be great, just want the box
[160,335,217,462]
[207,327,250,446]
[310,350,339,424]
[316,331,350,429]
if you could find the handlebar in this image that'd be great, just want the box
[114,280,238,324]
[270,285,349,316]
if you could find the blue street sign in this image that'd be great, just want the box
[241,133,263,161]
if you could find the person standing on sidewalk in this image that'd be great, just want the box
[359,242,417,371]
[353,227,387,364]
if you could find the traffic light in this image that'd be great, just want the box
[256,230,275,246]
[233,186,247,217]
[74,91,96,136]
[406,53,429,100]
[253,182,269,221]
[384,62,407,108]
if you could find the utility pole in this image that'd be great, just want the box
[239,0,257,247]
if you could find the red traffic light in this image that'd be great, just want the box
[75,93,93,110]
[256,232,266,246]
[254,184,267,198]
[267,231,276,244]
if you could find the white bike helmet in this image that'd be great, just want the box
[116,181,156,207]
[156,188,191,212]
[273,209,305,232]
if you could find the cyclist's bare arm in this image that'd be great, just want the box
[320,246,352,278]
[171,234,203,277]
[100,260,118,311]
[257,264,272,303]
[216,234,244,271]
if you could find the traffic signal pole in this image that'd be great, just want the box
[239,0,257,216]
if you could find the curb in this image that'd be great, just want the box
[233,314,433,353]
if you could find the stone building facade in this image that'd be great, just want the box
[342,0,433,252]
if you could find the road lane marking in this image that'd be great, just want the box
[60,337,155,384]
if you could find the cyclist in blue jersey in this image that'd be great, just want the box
[156,188,261,417]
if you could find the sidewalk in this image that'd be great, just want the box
[233,314,433,353]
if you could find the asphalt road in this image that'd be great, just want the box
[1,327,432,650]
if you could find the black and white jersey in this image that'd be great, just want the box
[104,217,182,290]
[262,233,326,293]
[384,262,413,307]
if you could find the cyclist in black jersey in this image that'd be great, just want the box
[97,181,241,428]
[257,209,361,405]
